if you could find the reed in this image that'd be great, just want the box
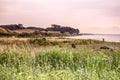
[0,45,120,80]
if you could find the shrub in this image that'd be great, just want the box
[28,38,49,46]
[0,50,29,69]
[100,46,110,49]
[71,43,76,48]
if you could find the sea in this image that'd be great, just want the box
[66,34,120,42]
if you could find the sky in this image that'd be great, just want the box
[0,0,120,34]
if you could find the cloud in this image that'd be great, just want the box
[1,0,119,17]
[67,0,120,17]
[110,5,120,16]
[99,0,120,17]
[0,0,8,14]
[100,0,120,17]
[113,26,120,29]
[0,0,120,33]
[0,0,4,11]
[112,26,120,34]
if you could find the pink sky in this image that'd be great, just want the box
[0,0,120,34]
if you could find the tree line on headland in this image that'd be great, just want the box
[0,24,79,37]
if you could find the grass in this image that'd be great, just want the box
[0,44,120,80]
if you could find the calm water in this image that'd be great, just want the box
[66,34,120,42]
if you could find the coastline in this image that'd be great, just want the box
[65,34,120,42]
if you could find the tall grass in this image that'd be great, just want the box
[0,46,120,80]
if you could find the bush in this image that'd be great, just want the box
[0,50,29,69]
[35,48,72,69]
[28,38,49,46]
[71,43,76,48]
[100,46,110,49]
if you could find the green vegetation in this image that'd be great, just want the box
[46,24,79,34]
[0,38,120,80]
[28,38,49,46]
[0,24,119,80]
[0,44,120,80]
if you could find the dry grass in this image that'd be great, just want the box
[0,37,120,50]
[13,29,35,33]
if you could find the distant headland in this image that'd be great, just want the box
[0,24,79,37]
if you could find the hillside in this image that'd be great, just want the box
[0,24,24,30]
[26,27,45,30]
[0,24,80,37]
[0,27,14,37]
[0,27,12,33]
[46,24,79,34]
[13,29,35,33]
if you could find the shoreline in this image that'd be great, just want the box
[0,36,120,43]
[65,34,120,43]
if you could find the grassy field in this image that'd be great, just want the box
[0,38,120,80]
